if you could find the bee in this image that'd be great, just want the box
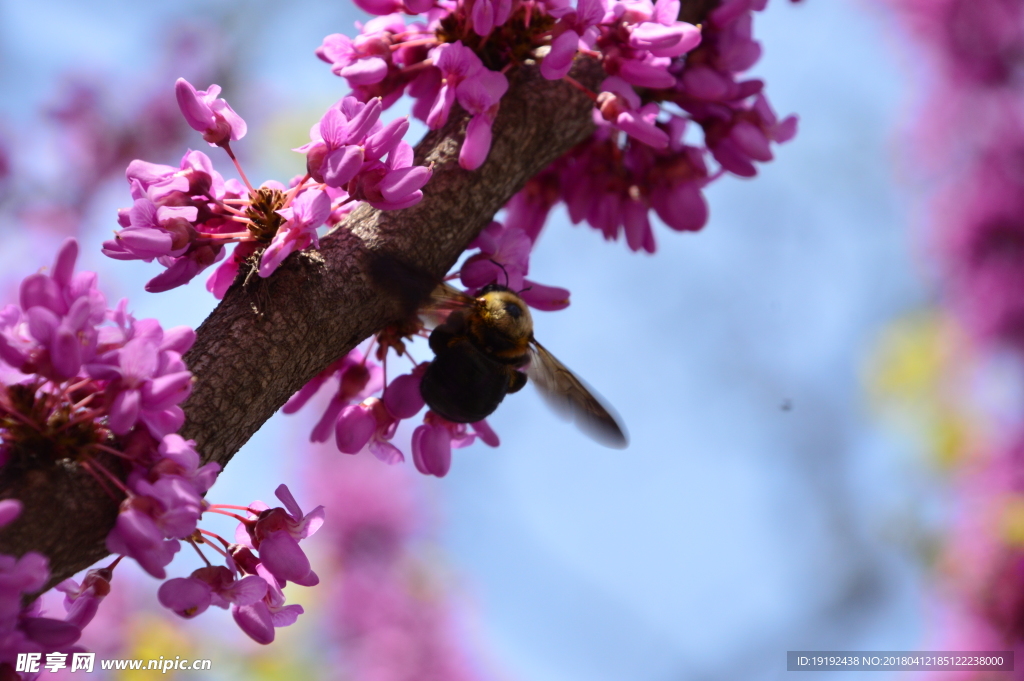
[419,281,628,448]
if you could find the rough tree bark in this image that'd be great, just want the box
[0,57,606,588]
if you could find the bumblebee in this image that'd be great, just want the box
[419,282,628,448]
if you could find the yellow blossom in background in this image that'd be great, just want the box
[1000,496,1024,548]
[118,615,195,681]
[865,310,978,470]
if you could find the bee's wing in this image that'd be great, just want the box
[527,339,628,449]
[425,281,477,310]
[419,281,477,327]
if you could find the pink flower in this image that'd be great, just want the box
[158,576,212,619]
[0,500,21,529]
[427,42,485,130]
[174,78,247,147]
[86,331,193,437]
[284,349,384,444]
[412,412,498,477]
[365,115,410,161]
[461,221,531,291]
[540,0,606,80]
[55,567,113,629]
[103,196,197,261]
[258,188,332,278]
[349,0,402,15]
[284,353,369,415]
[294,97,429,210]
[628,0,702,57]
[123,160,188,202]
[459,221,572,310]
[0,544,83,664]
[237,485,325,587]
[158,566,267,619]
[456,68,509,170]
[105,505,182,580]
[316,15,411,92]
[504,169,562,243]
[107,150,244,293]
[317,35,389,85]
[297,98,382,187]
[13,239,107,381]
[470,0,513,36]
[145,244,225,293]
[520,281,572,311]
[382,364,427,419]
[614,54,676,89]
[335,403,378,454]
[231,569,304,645]
[596,76,669,149]
[351,141,432,210]
[340,397,405,463]
[149,434,221,495]
[703,93,797,177]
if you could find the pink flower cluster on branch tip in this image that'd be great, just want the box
[155,484,324,645]
[106,80,430,294]
[316,0,795,248]
[296,96,431,209]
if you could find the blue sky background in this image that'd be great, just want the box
[0,0,939,679]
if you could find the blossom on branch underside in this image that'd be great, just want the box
[0,241,323,655]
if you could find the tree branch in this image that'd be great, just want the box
[0,58,605,587]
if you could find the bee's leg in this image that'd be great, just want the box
[507,369,527,394]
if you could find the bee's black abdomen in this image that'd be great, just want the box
[507,369,527,394]
[420,338,511,423]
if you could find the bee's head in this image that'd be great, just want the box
[477,288,533,341]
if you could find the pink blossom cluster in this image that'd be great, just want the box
[102,412,324,643]
[285,219,571,477]
[510,2,797,251]
[316,0,796,247]
[0,240,322,648]
[876,0,1024,345]
[157,484,324,645]
[878,0,1024,663]
[0,238,192,449]
[316,0,701,168]
[104,80,430,295]
[882,0,1024,352]
[0,500,102,680]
